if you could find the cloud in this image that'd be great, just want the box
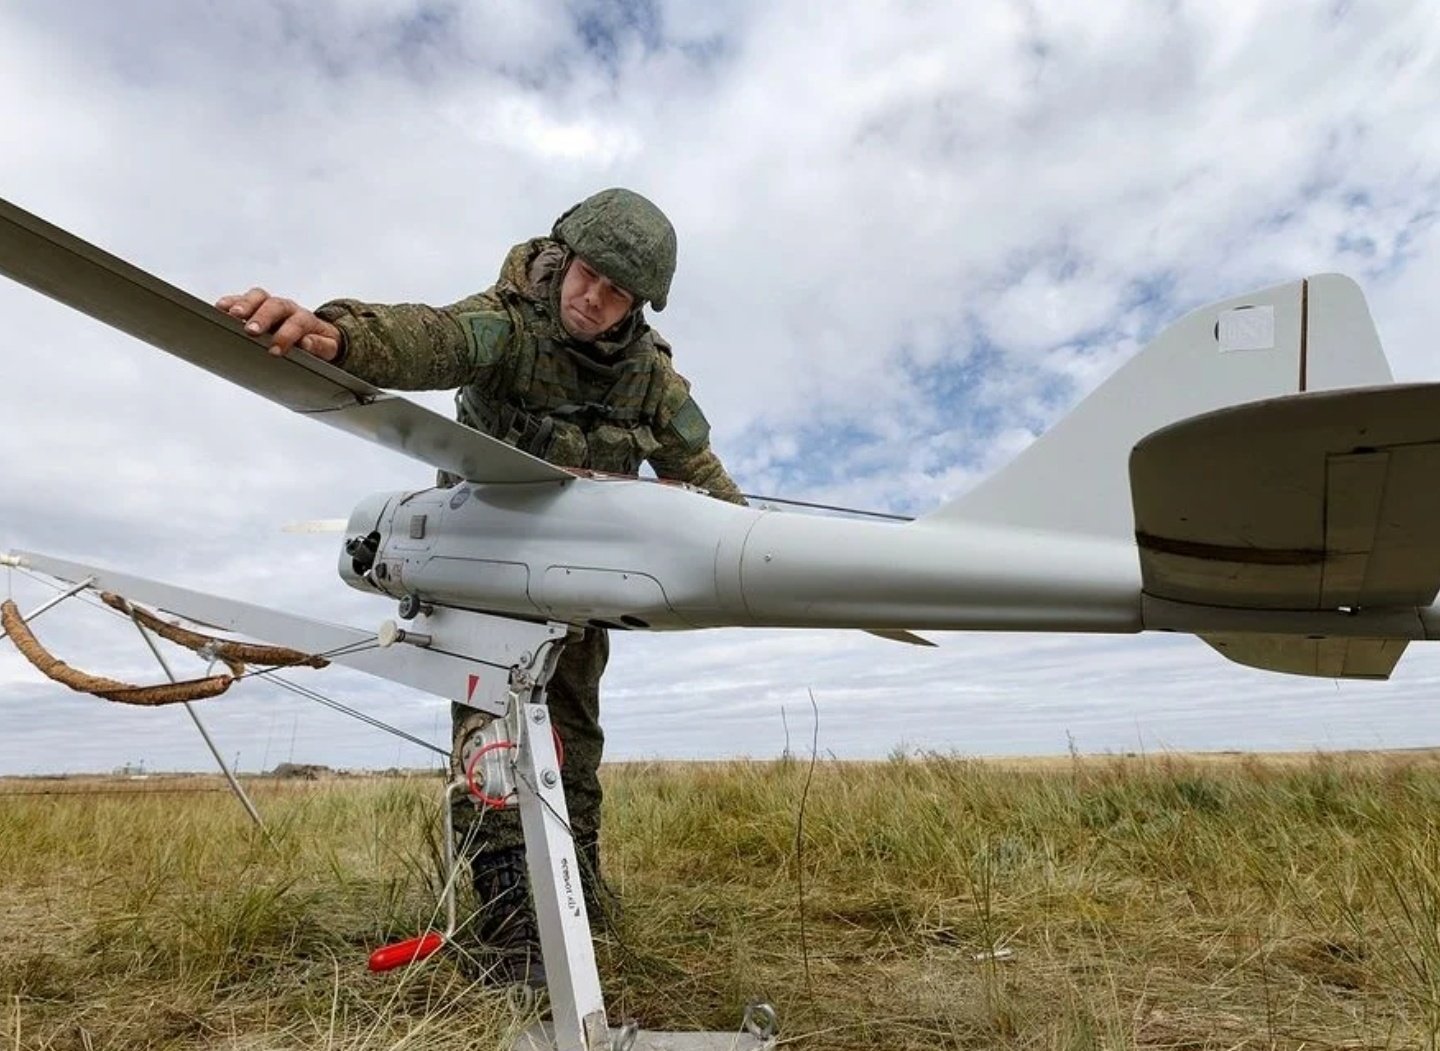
[3,1,1440,773]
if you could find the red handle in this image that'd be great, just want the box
[367,931,445,972]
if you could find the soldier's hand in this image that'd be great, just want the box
[214,287,344,361]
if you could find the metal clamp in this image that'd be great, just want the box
[741,1002,780,1043]
[611,1021,639,1051]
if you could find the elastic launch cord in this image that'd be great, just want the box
[1,599,234,705]
[99,593,329,672]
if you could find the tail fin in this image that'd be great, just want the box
[924,274,1392,539]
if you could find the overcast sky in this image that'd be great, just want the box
[4,0,1440,776]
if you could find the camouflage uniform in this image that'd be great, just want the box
[314,236,743,858]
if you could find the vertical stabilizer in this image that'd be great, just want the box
[923,274,1390,540]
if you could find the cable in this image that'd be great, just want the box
[740,492,914,521]
[16,568,384,674]
[465,738,518,808]
[234,638,383,680]
[13,568,447,759]
[513,769,579,844]
[258,671,450,758]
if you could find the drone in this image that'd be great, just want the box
[3,196,1437,1051]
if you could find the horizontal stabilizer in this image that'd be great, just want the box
[0,197,569,485]
[1202,633,1407,680]
[10,550,565,716]
[1132,383,1440,615]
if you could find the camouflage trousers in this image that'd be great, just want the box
[451,626,609,854]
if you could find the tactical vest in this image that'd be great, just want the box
[454,288,671,475]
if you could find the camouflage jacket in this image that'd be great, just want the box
[315,239,744,503]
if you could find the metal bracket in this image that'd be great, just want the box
[0,574,94,643]
[498,634,775,1051]
[509,635,608,1049]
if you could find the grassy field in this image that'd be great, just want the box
[5,751,1440,1049]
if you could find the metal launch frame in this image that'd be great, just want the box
[420,625,778,1051]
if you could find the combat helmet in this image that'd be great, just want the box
[552,188,677,311]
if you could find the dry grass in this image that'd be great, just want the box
[4,751,1440,1049]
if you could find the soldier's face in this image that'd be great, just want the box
[559,256,635,341]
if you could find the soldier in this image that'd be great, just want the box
[216,188,744,984]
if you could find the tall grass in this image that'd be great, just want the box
[3,753,1440,1049]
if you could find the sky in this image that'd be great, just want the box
[4,0,1440,775]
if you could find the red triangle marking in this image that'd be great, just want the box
[466,674,481,703]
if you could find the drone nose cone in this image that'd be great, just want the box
[338,491,404,594]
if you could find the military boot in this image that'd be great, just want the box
[469,845,546,988]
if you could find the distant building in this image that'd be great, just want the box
[269,762,333,780]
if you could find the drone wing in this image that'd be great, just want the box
[9,549,565,717]
[0,197,569,486]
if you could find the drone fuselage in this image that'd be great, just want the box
[339,477,1144,634]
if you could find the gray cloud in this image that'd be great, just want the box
[3,1,1440,773]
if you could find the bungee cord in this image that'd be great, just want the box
[1,564,448,758]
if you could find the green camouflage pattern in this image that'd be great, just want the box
[316,239,742,498]
[315,233,742,858]
[552,188,677,310]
